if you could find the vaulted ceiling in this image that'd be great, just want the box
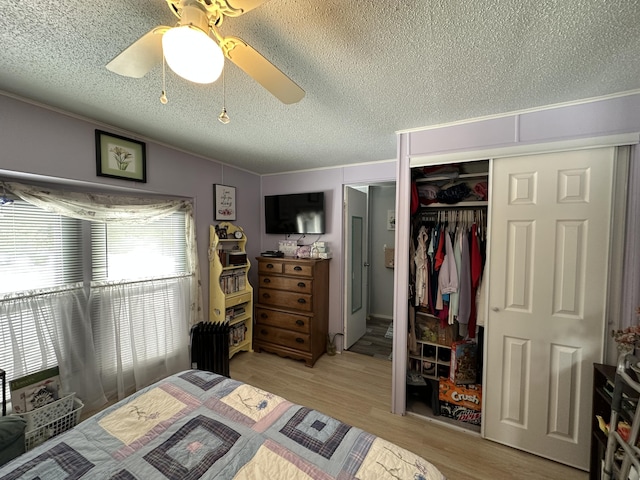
[1,1,639,174]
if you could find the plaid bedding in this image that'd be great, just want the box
[0,370,445,479]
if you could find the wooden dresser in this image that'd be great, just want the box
[254,257,329,367]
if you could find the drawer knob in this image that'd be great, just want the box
[263,293,271,299]
[267,264,274,269]
[263,278,271,283]
[297,282,306,288]
[261,329,268,335]
[295,319,304,326]
[261,313,268,319]
[297,298,306,304]
[295,338,304,344]
[294,266,302,271]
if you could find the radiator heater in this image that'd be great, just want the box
[190,322,230,377]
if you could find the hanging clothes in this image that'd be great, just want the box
[414,226,429,308]
[411,207,487,335]
[476,264,487,327]
[434,225,446,271]
[438,228,458,294]
[467,223,483,338]
[448,228,463,325]
[457,227,472,326]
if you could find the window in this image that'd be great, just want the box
[0,195,192,407]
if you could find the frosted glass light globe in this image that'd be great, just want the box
[162,26,224,84]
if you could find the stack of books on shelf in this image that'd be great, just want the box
[219,271,247,294]
[225,305,246,322]
[230,324,246,346]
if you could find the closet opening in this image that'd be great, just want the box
[406,160,489,433]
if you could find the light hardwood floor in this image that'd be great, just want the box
[230,350,589,480]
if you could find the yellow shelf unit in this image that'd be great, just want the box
[209,222,253,358]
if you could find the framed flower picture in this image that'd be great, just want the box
[95,129,147,182]
[214,184,236,221]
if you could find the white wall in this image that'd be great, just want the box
[0,93,262,319]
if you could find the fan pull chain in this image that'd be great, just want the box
[218,64,230,124]
[160,55,168,105]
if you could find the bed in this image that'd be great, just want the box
[0,369,445,479]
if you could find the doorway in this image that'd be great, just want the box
[343,182,396,360]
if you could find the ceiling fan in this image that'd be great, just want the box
[106,0,305,104]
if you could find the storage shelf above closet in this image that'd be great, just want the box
[419,201,488,209]
[415,172,489,184]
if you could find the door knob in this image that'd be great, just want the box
[492,307,500,312]
[364,262,370,267]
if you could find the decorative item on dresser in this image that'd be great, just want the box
[209,223,253,359]
[254,257,330,367]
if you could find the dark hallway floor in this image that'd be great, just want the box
[347,315,393,360]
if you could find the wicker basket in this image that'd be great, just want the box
[24,397,84,451]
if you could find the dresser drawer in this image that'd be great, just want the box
[259,275,312,294]
[255,307,310,333]
[258,260,284,274]
[258,288,313,312]
[284,263,313,277]
[255,325,311,352]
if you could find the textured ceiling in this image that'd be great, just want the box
[1,1,639,174]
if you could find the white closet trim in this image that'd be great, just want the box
[409,133,639,167]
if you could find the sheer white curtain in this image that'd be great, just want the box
[90,276,191,400]
[0,286,107,410]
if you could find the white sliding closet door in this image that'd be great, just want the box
[484,147,615,469]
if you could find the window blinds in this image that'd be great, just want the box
[0,198,83,294]
[90,212,187,282]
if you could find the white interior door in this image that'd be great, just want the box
[344,186,368,349]
[484,147,615,469]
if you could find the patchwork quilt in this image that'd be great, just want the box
[0,370,445,479]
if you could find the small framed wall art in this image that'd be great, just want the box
[214,184,236,221]
[387,210,396,230]
[95,129,147,182]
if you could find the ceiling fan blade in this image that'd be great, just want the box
[222,36,305,104]
[223,0,271,16]
[106,27,169,78]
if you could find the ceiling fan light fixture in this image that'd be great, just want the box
[162,25,224,84]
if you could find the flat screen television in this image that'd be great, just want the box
[264,192,325,234]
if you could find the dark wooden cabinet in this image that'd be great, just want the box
[254,257,329,367]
